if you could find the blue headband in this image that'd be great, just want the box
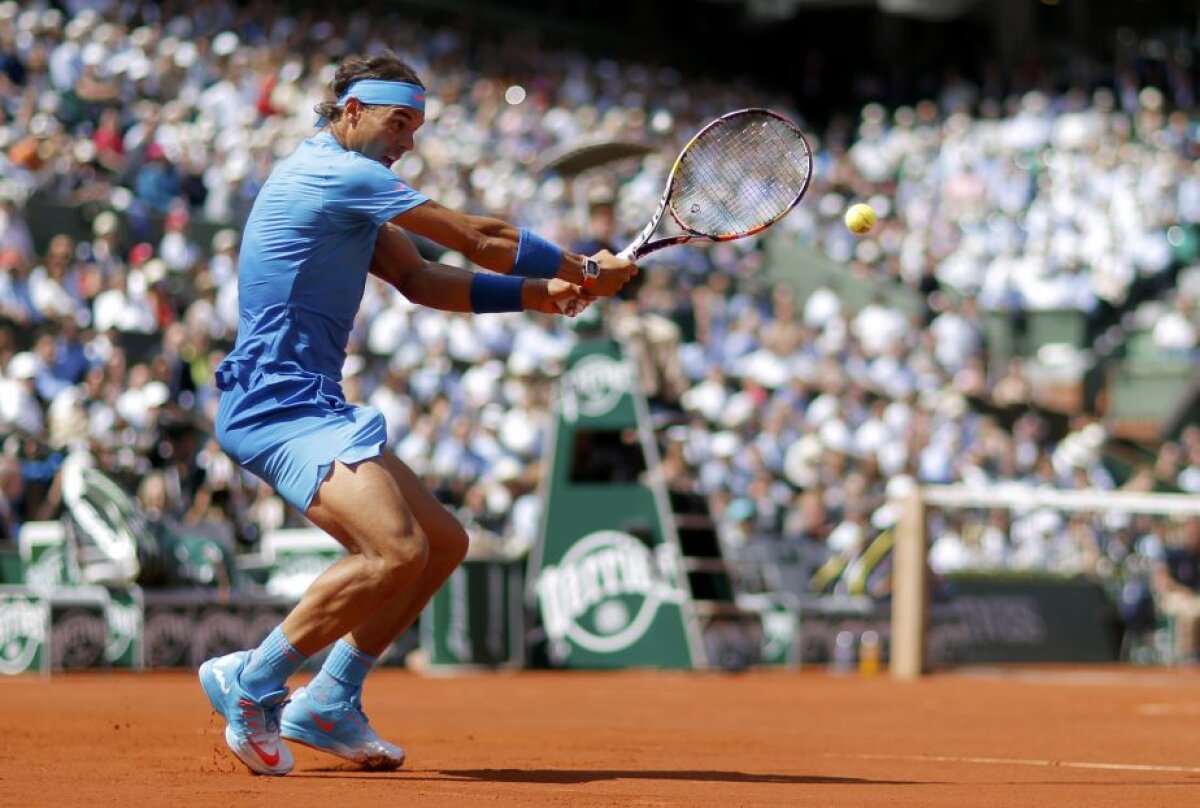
[316,79,427,126]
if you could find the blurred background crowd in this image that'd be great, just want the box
[1,0,1198,609]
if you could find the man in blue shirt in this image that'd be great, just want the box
[198,52,637,776]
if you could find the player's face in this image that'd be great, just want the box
[361,105,425,168]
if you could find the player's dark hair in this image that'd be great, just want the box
[313,52,425,124]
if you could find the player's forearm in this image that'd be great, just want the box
[395,263,559,314]
[391,204,632,294]
[393,262,478,312]
[459,216,522,273]
[465,220,586,282]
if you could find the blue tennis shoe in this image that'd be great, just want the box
[199,651,295,776]
[280,686,405,770]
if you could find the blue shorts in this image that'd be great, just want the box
[215,373,387,512]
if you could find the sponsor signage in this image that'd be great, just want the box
[0,588,50,676]
[19,521,71,587]
[104,587,143,669]
[528,340,703,669]
[142,590,292,669]
[794,576,1120,666]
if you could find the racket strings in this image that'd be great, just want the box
[671,113,810,237]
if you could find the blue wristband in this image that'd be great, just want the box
[511,228,562,279]
[470,273,526,313]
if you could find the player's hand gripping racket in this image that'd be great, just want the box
[618,108,813,260]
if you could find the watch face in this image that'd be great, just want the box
[584,259,600,279]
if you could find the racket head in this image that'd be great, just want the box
[667,108,812,242]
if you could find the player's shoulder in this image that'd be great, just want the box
[319,145,398,192]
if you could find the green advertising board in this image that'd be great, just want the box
[104,587,143,669]
[422,557,524,668]
[528,339,704,669]
[19,521,72,587]
[0,587,51,676]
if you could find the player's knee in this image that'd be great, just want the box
[372,533,430,589]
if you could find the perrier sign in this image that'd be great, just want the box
[529,339,703,669]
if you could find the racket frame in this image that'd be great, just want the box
[617,107,813,260]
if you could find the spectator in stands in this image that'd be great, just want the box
[1152,518,1200,665]
[1178,427,1200,494]
[1152,294,1198,357]
[133,143,181,214]
[28,235,82,322]
[0,453,23,541]
[0,352,43,434]
[0,246,38,324]
[92,264,155,334]
[0,189,34,259]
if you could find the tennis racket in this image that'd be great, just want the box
[618,108,813,260]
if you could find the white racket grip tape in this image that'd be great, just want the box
[555,298,591,317]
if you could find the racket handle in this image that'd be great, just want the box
[556,298,590,317]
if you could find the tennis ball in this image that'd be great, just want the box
[844,203,876,235]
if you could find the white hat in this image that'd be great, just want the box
[7,351,37,380]
[818,419,852,454]
[1079,423,1107,450]
[872,503,899,530]
[710,431,740,459]
[211,229,238,252]
[490,456,522,484]
[486,485,513,514]
[885,474,917,501]
[81,42,106,67]
[142,381,170,409]
[783,442,816,488]
[1058,438,1096,471]
[174,42,197,68]
[142,259,168,284]
[480,404,504,431]
[93,210,119,237]
[212,31,240,57]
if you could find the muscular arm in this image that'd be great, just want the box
[369,223,590,315]
[368,222,472,311]
[391,200,533,275]
[392,200,636,292]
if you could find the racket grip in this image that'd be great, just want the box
[556,298,590,317]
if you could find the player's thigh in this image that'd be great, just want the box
[306,457,425,562]
[377,452,468,562]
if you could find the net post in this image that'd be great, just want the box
[890,489,928,680]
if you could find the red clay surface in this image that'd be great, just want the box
[3,666,1200,807]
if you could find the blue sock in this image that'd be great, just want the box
[308,640,376,706]
[239,625,307,699]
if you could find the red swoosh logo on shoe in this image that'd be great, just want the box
[309,712,336,733]
[248,738,280,767]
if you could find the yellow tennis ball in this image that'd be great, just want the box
[844,203,876,235]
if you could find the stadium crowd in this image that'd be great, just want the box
[0,0,1198,604]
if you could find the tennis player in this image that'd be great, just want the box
[198,52,637,776]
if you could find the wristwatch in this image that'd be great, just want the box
[581,257,600,290]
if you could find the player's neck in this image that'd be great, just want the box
[329,122,356,153]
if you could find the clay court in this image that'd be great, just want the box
[3,667,1200,807]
